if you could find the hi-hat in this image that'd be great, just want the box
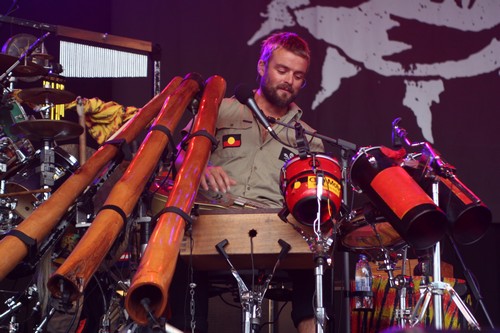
[13,62,47,77]
[19,88,76,105]
[31,53,54,60]
[11,119,83,142]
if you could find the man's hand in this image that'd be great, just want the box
[200,165,237,193]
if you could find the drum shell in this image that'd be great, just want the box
[0,137,35,179]
[4,147,79,219]
[0,99,28,140]
[280,153,342,226]
[438,176,491,244]
[404,159,491,245]
[350,147,448,250]
[339,208,405,252]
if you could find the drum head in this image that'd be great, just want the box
[340,209,404,251]
[4,182,37,219]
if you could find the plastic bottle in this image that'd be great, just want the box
[354,254,373,309]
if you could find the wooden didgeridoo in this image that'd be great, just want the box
[47,73,205,301]
[125,75,226,325]
[0,76,183,282]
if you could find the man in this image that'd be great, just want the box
[171,32,328,333]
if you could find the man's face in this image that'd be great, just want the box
[259,48,308,108]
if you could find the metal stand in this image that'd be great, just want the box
[271,116,358,333]
[409,150,480,330]
[391,118,489,330]
[447,235,495,329]
[0,284,38,333]
[392,249,414,328]
[39,138,56,200]
[215,238,291,333]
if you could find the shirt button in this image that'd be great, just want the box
[247,186,251,190]
[259,147,263,150]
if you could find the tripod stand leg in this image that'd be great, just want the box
[410,286,433,327]
[444,284,480,330]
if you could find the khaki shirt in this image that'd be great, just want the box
[184,96,324,208]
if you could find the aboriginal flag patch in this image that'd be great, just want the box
[222,134,241,148]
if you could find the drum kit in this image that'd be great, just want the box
[0,33,82,236]
[276,118,492,332]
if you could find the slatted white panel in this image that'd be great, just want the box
[59,40,148,78]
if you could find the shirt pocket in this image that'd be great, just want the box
[213,118,254,159]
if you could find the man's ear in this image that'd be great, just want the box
[257,59,265,77]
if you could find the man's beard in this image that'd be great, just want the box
[261,78,297,108]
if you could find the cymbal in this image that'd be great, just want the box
[18,88,76,105]
[0,53,47,77]
[31,53,54,60]
[0,53,17,70]
[13,62,47,77]
[11,119,84,142]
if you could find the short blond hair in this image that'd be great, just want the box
[259,32,311,66]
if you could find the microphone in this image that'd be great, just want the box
[391,117,403,148]
[234,84,279,140]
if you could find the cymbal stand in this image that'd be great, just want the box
[0,180,17,233]
[33,307,55,333]
[0,32,50,83]
[391,248,414,328]
[0,284,38,333]
[38,137,56,200]
[365,207,415,329]
[0,296,22,332]
[215,238,291,333]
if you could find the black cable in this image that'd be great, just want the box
[63,296,80,333]
[216,293,241,310]
[92,274,108,319]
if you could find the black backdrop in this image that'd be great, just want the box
[1,0,499,329]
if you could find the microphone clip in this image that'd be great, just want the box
[294,122,310,159]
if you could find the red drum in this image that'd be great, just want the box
[339,207,405,253]
[280,153,342,226]
[349,147,448,250]
[404,153,491,245]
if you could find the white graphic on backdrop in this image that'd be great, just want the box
[249,0,500,142]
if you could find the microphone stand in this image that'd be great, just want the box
[271,117,357,333]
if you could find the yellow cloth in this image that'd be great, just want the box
[65,98,138,144]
